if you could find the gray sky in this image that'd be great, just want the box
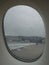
[4,5,45,37]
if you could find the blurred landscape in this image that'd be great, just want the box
[5,36,45,60]
[6,36,45,50]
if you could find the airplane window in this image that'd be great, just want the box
[3,5,45,62]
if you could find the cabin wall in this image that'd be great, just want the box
[0,0,49,65]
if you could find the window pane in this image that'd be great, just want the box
[3,5,45,62]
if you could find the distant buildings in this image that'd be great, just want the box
[5,36,45,44]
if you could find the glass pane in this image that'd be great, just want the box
[3,5,45,62]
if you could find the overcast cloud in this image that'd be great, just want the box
[4,5,45,37]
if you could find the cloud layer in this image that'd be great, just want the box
[4,5,45,37]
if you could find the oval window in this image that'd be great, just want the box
[3,5,45,62]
